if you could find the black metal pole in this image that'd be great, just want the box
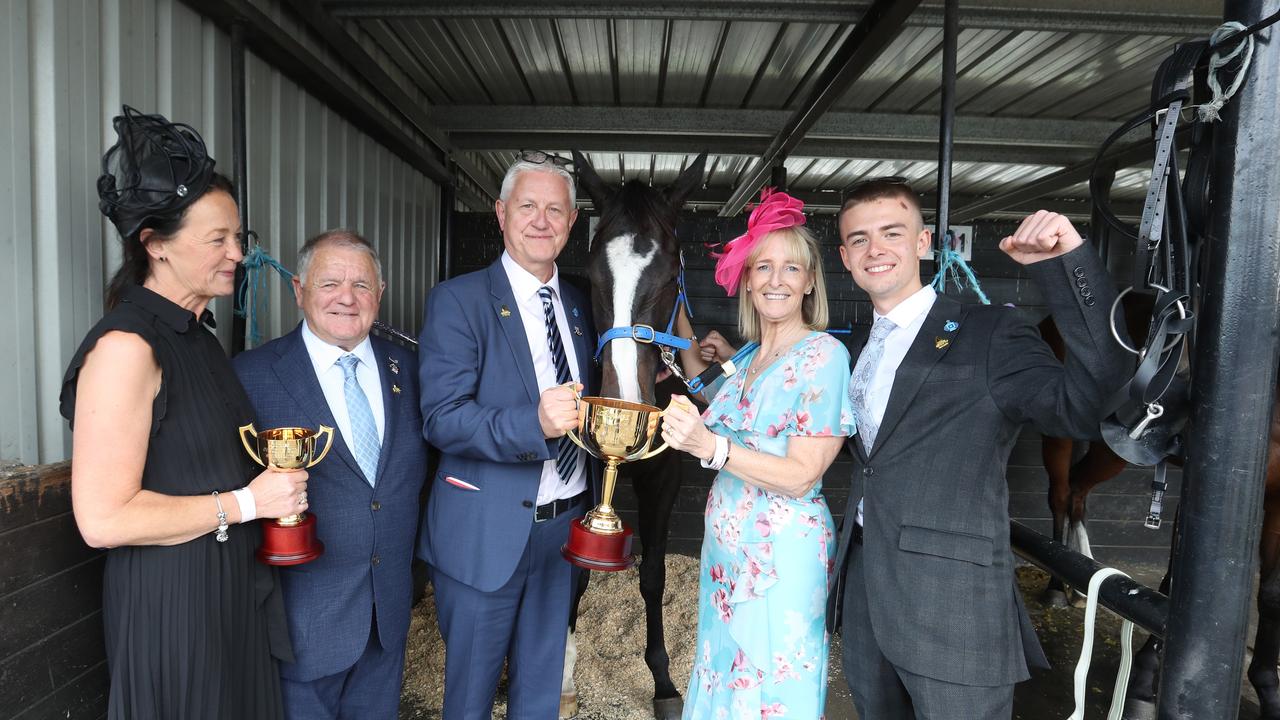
[933,0,958,246]
[1157,2,1280,717]
[1090,165,1116,263]
[770,163,787,192]
[230,23,249,355]
[440,162,456,282]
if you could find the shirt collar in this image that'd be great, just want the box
[121,285,214,333]
[300,321,376,375]
[501,251,561,304]
[874,284,937,330]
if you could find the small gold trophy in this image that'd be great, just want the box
[239,424,334,565]
[562,396,667,571]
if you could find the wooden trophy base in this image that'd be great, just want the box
[561,518,635,571]
[257,513,325,566]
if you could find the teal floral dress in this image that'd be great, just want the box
[684,332,856,720]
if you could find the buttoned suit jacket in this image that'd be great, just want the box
[827,245,1129,687]
[233,326,428,683]
[416,259,600,592]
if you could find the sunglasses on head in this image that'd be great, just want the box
[517,150,573,168]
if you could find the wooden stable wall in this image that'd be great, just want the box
[448,210,1179,568]
[0,464,107,720]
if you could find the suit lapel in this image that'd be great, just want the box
[273,327,365,483]
[563,287,592,388]
[870,295,963,460]
[848,326,871,464]
[488,262,541,403]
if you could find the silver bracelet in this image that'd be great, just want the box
[212,491,229,543]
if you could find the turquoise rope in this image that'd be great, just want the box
[931,231,991,305]
[236,243,297,347]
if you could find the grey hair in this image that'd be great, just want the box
[499,161,576,207]
[296,228,383,286]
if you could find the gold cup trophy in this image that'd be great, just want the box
[239,424,334,565]
[562,396,668,571]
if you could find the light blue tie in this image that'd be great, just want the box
[851,317,895,525]
[850,316,896,453]
[338,353,381,486]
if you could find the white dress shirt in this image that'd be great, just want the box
[501,251,588,504]
[301,322,386,460]
[856,284,937,525]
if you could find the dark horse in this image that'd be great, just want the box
[1039,297,1280,719]
[558,150,708,720]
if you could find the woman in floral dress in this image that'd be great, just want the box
[664,189,855,719]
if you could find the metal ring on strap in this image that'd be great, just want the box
[1110,287,1188,356]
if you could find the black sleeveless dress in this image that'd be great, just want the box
[60,285,292,720]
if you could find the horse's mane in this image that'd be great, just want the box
[593,180,677,249]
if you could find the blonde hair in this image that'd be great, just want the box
[737,226,829,342]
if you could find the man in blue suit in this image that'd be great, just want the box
[234,229,427,720]
[417,152,597,719]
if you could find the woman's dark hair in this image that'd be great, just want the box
[104,173,235,310]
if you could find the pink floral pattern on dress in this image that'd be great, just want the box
[683,333,854,720]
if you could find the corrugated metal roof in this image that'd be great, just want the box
[333,2,1218,217]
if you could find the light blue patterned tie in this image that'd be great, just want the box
[338,353,381,486]
[538,286,580,483]
[850,316,896,454]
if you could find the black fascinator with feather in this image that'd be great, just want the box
[97,105,217,239]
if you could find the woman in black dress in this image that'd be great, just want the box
[60,107,309,719]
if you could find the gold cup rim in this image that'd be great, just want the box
[255,427,325,441]
[579,396,662,414]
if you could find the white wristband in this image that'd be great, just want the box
[232,487,257,523]
[700,434,730,471]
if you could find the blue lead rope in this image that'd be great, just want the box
[931,233,991,305]
[237,243,297,347]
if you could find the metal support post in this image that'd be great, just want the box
[934,0,958,244]
[230,23,249,355]
[1157,1,1280,717]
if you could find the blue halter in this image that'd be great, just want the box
[594,251,694,361]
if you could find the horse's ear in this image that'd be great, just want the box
[572,149,611,212]
[665,152,707,209]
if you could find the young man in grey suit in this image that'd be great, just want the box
[829,179,1130,718]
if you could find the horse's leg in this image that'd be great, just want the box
[1248,486,1280,719]
[1044,435,1075,607]
[634,457,684,720]
[560,566,591,719]
[1061,441,1130,607]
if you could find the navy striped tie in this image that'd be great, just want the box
[538,286,579,483]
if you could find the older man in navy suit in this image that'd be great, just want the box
[234,229,427,719]
[417,152,598,719]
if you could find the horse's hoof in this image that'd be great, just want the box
[559,692,579,719]
[1122,697,1157,720]
[1042,588,1070,608]
[653,695,683,720]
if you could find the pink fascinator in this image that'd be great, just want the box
[712,188,806,295]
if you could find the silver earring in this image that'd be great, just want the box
[746,286,751,293]
[805,288,812,295]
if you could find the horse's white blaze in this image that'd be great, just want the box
[604,234,659,403]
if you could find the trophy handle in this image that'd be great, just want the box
[565,428,588,451]
[239,423,264,466]
[638,410,669,459]
[307,425,335,467]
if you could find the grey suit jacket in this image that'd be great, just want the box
[828,244,1129,687]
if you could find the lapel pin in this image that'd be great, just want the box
[573,326,583,336]
[935,338,950,350]
[572,307,581,318]
[387,357,400,375]
[944,320,959,332]
[392,384,401,395]
[500,305,512,318]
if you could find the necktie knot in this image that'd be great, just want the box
[338,353,360,379]
[870,316,895,343]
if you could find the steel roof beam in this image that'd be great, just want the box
[187,0,455,187]
[447,131,1089,166]
[323,1,1217,36]
[281,0,502,207]
[681,189,1142,220]
[430,106,1115,151]
[718,0,923,216]
[948,127,1190,223]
